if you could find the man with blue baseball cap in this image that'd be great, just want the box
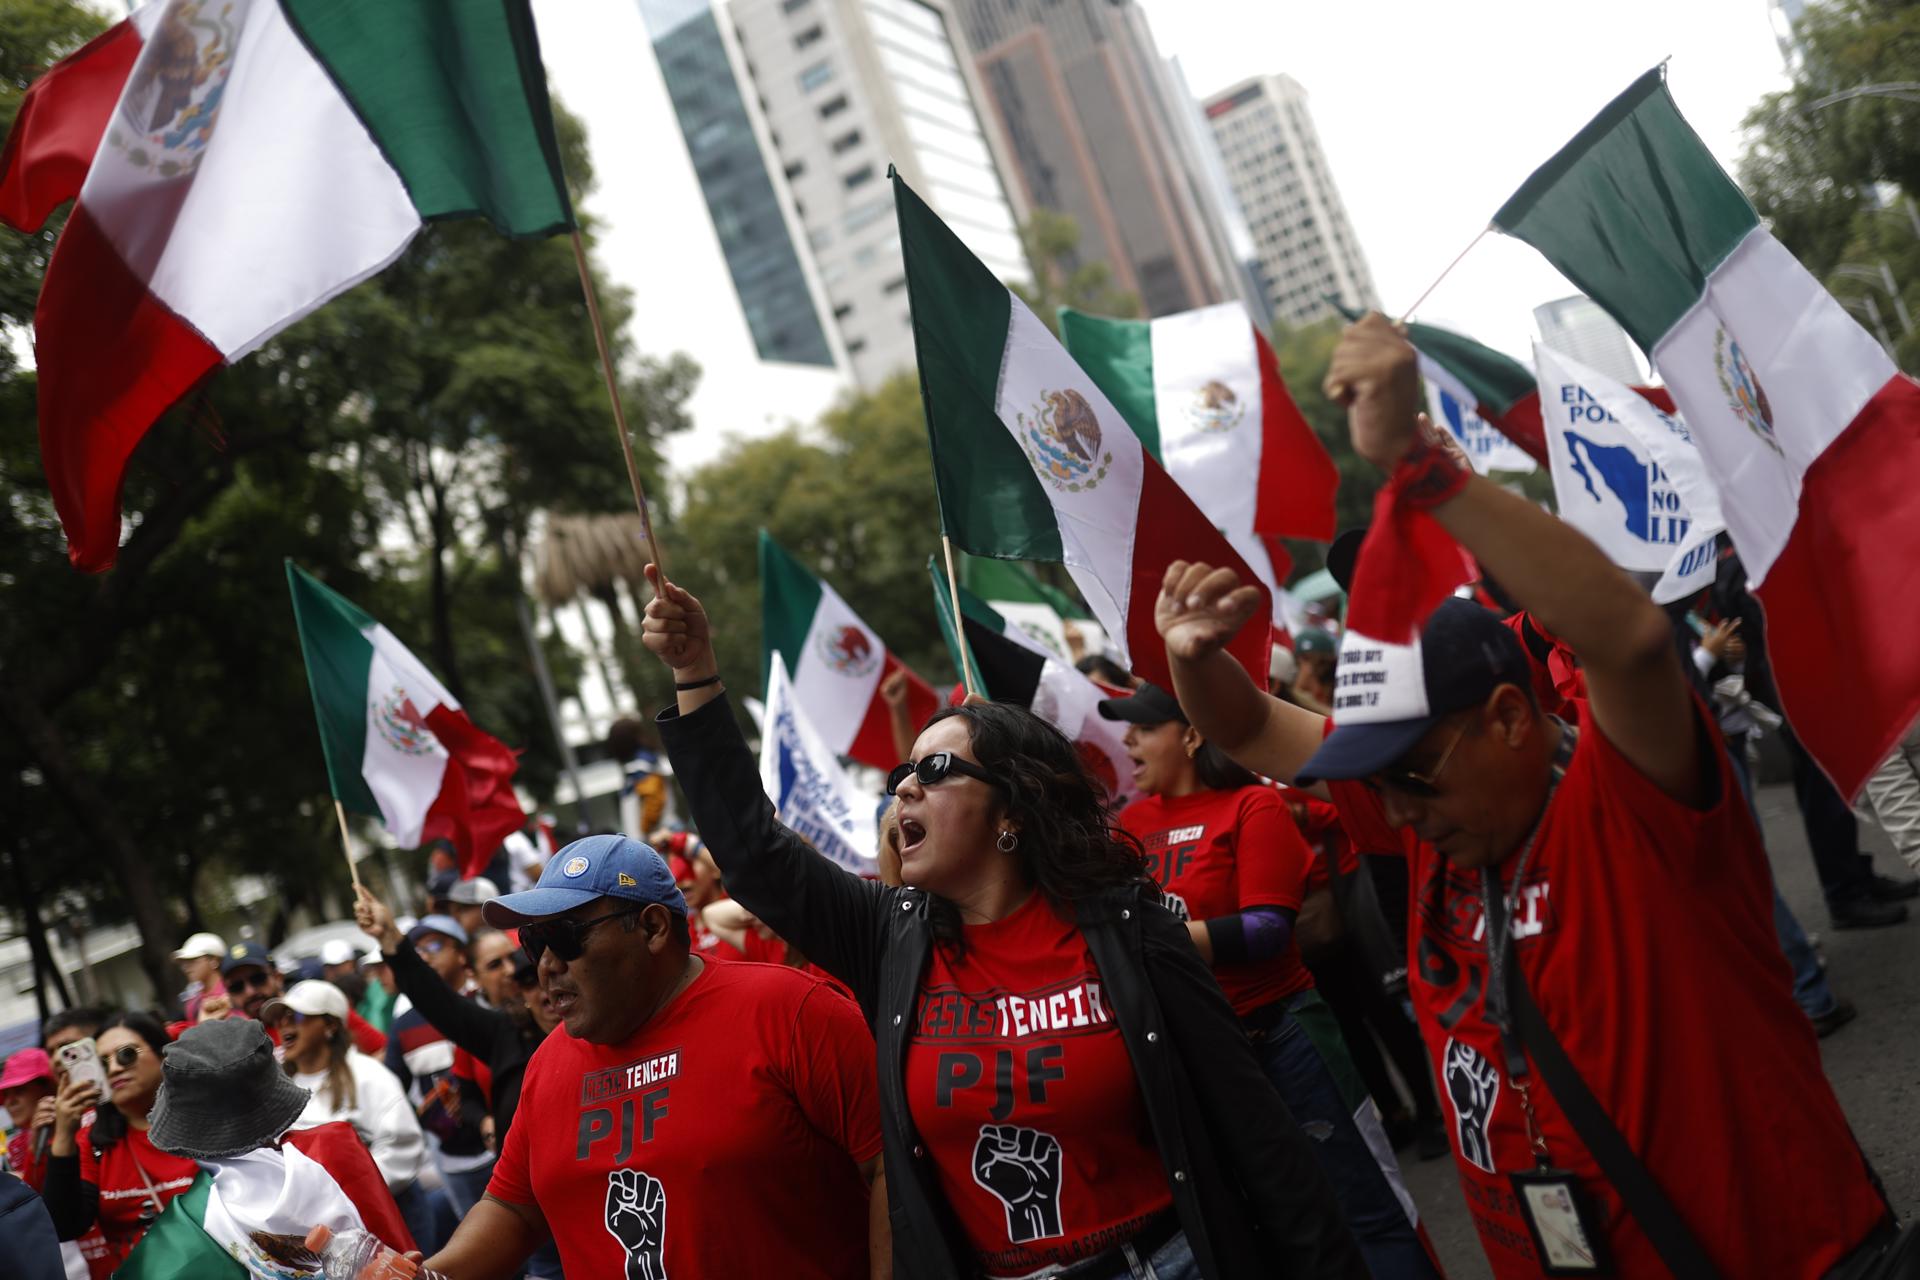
[423,834,884,1280]
[1151,315,1891,1277]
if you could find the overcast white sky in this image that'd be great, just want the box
[536,0,1793,473]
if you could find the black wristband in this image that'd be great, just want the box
[674,673,723,691]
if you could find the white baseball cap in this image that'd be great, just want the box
[447,877,500,907]
[318,939,357,967]
[172,932,227,962]
[261,980,350,1024]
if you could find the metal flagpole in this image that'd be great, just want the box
[941,536,981,699]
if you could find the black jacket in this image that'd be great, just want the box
[0,1171,64,1280]
[384,941,544,1142]
[659,694,1364,1280]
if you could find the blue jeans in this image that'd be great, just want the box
[1729,741,1840,1018]
[1070,1228,1201,1280]
[1250,994,1441,1280]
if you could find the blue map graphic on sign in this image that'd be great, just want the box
[1563,430,1659,539]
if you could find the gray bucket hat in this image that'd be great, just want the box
[148,1020,312,1159]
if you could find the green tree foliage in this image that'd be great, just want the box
[0,2,694,1003]
[1009,209,1142,335]
[1742,0,1920,369]
[673,373,955,703]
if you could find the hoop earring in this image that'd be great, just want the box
[996,830,1019,853]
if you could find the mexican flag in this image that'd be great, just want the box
[760,530,939,771]
[121,1131,412,1279]
[1059,302,1339,581]
[894,171,1271,692]
[928,561,1136,806]
[1495,67,1920,799]
[286,562,525,873]
[0,0,573,571]
[957,554,1081,662]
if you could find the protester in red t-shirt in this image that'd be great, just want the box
[41,1012,198,1279]
[1104,682,1436,1279]
[644,566,1366,1280]
[1157,314,1892,1278]
[424,834,883,1279]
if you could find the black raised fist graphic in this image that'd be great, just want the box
[971,1124,1064,1243]
[605,1168,668,1280]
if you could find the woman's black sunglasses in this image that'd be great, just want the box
[519,907,640,964]
[886,752,1007,797]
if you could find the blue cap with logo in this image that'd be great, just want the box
[220,940,273,977]
[483,834,687,927]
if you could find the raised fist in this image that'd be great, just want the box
[971,1124,1064,1244]
[605,1168,668,1280]
[1155,561,1264,664]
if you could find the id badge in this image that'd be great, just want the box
[1510,1169,1610,1274]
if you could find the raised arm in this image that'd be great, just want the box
[357,886,514,1062]
[642,565,894,1013]
[1155,561,1332,787]
[1325,315,1701,803]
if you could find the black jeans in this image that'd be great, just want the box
[1783,725,1879,908]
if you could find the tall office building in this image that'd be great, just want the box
[1534,294,1644,385]
[1204,74,1378,328]
[949,0,1250,318]
[640,0,1028,387]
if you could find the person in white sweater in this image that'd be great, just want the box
[265,980,423,1194]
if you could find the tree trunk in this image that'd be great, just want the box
[428,512,467,702]
[3,843,72,1022]
[0,687,178,1005]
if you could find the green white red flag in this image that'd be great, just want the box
[286,562,525,875]
[1059,301,1340,595]
[0,0,573,571]
[759,530,939,771]
[927,560,1136,806]
[1495,67,1920,798]
[893,171,1271,691]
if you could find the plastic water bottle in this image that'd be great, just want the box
[302,1224,421,1280]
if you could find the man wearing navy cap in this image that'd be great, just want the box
[423,834,883,1280]
[1153,315,1890,1278]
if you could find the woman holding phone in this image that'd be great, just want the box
[42,1012,196,1278]
[643,567,1364,1280]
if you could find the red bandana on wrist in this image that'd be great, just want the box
[1345,438,1473,643]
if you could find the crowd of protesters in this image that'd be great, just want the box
[3,315,1915,1278]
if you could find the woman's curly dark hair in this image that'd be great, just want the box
[920,701,1150,948]
[88,1010,171,1154]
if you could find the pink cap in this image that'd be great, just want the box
[0,1048,54,1091]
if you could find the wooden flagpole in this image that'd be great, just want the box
[570,229,666,577]
[333,799,363,892]
[941,536,981,699]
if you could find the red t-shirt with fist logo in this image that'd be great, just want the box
[904,892,1173,1277]
[487,959,881,1278]
[1118,785,1314,1015]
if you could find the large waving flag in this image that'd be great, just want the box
[759,654,879,874]
[760,530,939,771]
[1494,67,1920,798]
[121,1133,411,1279]
[287,562,525,874]
[0,0,574,571]
[1535,344,1723,604]
[927,561,1136,807]
[893,170,1271,691]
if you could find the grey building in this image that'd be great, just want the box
[1534,294,1644,386]
[1203,73,1378,328]
[949,0,1248,318]
[639,0,1028,387]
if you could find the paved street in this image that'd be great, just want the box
[1398,780,1918,1278]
